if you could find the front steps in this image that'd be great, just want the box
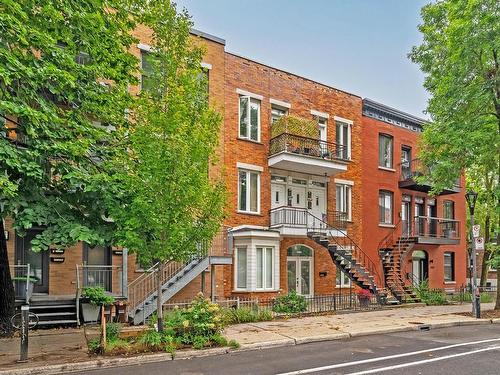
[28,296,78,328]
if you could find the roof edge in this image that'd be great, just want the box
[190,28,226,45]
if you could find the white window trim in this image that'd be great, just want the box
[311,109,329,119]
[256,247,275,290]
[137,43,152,52]
[236,88,263,101]
[201,61,212,70]
[234,246,248,291]
[237,169,261,215]
[335,120,352,160]
[333,115,353,125]
[238,96,261,142]
[237,162,263,172]
[336,183,352,221]
[334,178,354,186]
[270,98,291,109]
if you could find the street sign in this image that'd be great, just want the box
[475,237,485,251]
[472,224,480,238]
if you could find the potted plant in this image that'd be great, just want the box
[80,286,115,323]
[13,276,38,300]
[357,289,372,308]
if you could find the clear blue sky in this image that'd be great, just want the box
[175,0,430,119]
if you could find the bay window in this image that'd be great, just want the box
[256,247,274,290]
[235,247,248,289]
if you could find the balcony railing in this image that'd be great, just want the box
[402,216,460,242]
[398,158,460,194]
[270,206,348,230]
[269,133,350,162]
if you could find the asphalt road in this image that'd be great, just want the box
[73,325,500,375]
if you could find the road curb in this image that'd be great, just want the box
[0,319,494,375]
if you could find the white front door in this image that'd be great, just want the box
[287,258,312,296]
[309,188,326,220]
[289,186,306,208]
[271,183,286,209]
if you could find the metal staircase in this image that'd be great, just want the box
[378,220,420,303]
[127,227,232,325]
[305,212,387,303]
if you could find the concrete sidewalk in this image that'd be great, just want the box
[0,303,496,375]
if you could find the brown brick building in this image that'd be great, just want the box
[4,28,466,325]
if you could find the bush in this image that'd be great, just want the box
[413,281,447,305]
[106,323,121,343]
[88,337,102,354]
[228,339,240,349]
[82,287,115,306]
[272,291,307,314]
[139,329,162,348]
[221,306,273,324]
[164,293,226,347]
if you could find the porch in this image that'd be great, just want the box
[403,216,460,245]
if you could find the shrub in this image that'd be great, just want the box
[82,287,115,306]
[139,329,162,348]
[222,306,274,324]
[413,281,447,305]
[106,323,121,343]
[88,337,102,354]
[228,339,240,349]
[272,291,307,314]
[164,293,226,346]
[105,339,130,352]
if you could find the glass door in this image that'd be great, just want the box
[15,229,49,294]
[401,197,411,236]
[83,245,112,292]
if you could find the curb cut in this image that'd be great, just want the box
[0,319,495,375]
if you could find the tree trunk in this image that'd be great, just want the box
[0,219,15,337]
[479,214,491,287]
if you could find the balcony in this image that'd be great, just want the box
[268,133,349,176]
[399,159,460,195]
[269,206,347,237]
[402,216,460,245]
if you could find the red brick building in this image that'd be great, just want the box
[4,28,466,325]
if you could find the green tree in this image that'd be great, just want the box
[0,0,137,335]
[410,0,500,308]
[111,2,226,330]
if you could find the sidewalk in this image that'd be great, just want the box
[0,303,496,374]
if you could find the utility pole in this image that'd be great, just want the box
[466,190,480,319]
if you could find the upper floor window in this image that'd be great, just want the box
[141,51,156,92]
[444,252,455,282]
[443,200,455,219]
[239,96,260,141]
[379,134,393,168]
[336,183,352,221]
[317,116,327,142]
[238,169,260,214]
[379,190,393,224]
[336,120,351,160]
[271,106,287,124]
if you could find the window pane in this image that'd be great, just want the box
[256,247,263,289]
[237,248,247,288]
[239,171,247,211]
[250,172,258,212]
[239,97,249,138]
[266,248,273,289]
[250,99,259,140]
[379,192,392,224]
[336,185,342,212]
[379,135,393,168]
[346,186,351,219]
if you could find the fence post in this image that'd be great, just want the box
[121,248,128,298]
[237,297,240,309]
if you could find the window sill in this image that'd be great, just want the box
[237,210,263,216]
[444,281,456,284]
[237,137,264,145]
[378,166,396,172]
[232,289,280,293]
[378,223,396,228]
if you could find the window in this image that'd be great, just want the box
[256,247,274,289]
[271,106,287,124]
[336,184,352,221]
[443,200,455,219]
[379,191,393,224]
[379,134,393,168]
[336,267,351,288]
[239,96,260,141]
[336,121,351,160]
[317,116,327,141]
[235,247,248,289]
[444,252,455,281]
[238,170,260,213]
[141,51,157,92]
[401,146,412,178]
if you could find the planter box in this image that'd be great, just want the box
[81,303,101,323]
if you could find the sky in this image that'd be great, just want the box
[175,0,430,119]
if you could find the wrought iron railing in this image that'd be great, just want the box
[269,133,350,161]
[269,206,348,230]
[406,216,460,240]
[399,158,460,187]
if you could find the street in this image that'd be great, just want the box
[73,325,500,375]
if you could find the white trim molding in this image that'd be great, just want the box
[137,43,152,52]
[201,62,212,70]
[237,162,264,172]
[311,109,329,119]
[334,178,354,186]
[236,88,264,101]
[333,115,354,125]
[270,98,291,109]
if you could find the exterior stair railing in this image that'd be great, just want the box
[305,211,384,296]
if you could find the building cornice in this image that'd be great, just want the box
[362,98,427,133]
